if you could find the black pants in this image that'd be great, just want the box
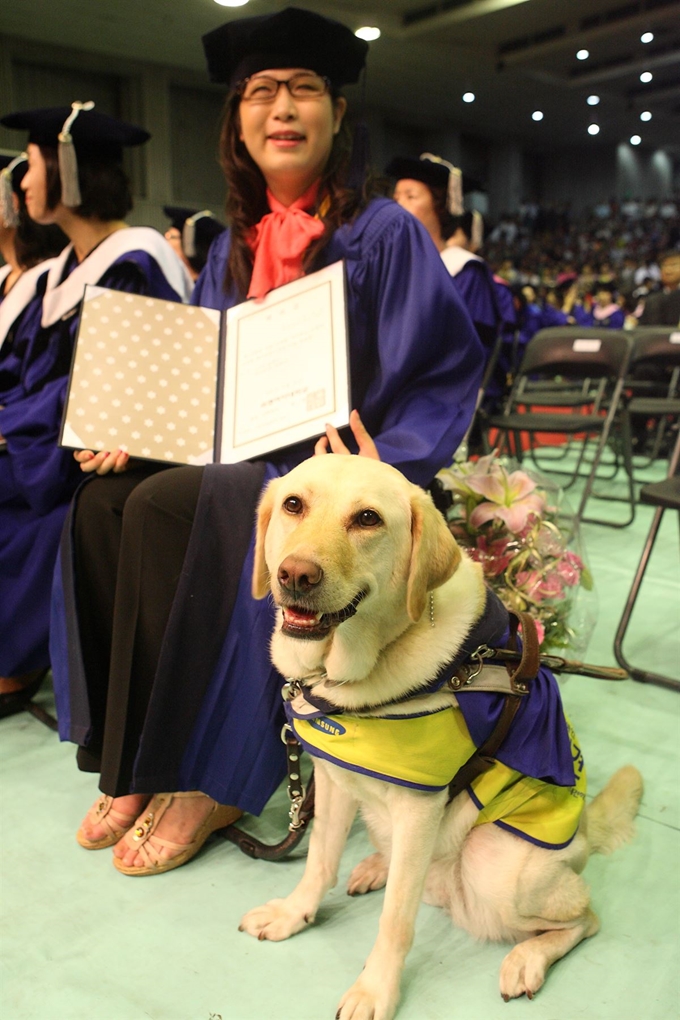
[73,464,203,795]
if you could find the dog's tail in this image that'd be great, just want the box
[586,765,643,856]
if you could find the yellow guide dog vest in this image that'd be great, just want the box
[290,705,586,850]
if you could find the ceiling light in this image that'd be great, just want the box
[587,95,600,106]
[640,110,652,122]
[213,0,249,6]
[355,26,381,41]
[588,123,600,136]
[532,110,543,121]
[462,92,476,103]
[576,49,590,61]
[630,135,642,146]
[640,71,653,83]
[640,32,654,44]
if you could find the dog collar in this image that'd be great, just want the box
[282,587,511,716]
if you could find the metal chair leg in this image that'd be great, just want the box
[614,505,680,691]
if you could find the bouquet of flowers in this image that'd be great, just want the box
[437,452,596,654]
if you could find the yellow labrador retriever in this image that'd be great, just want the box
[240,455,642,1020]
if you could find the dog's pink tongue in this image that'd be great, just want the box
[283,607,322,626]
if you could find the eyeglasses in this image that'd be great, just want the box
[237,73,331,104]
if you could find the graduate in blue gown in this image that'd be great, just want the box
[387,155,502,413]
[571,280,625,330]
[50,8,484,876]
[163,205,226,285]
[0,105,191,708]
[0,153,68,405]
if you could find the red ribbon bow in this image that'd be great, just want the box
[247,181,325,300]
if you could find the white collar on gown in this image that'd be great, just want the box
[440,245,483,277]
[0,259,58,349]
[41,227,193,328]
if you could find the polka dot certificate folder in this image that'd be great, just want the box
[60,263,349,464]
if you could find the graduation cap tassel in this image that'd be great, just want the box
[182,210,212,259]
[471,209,484,251]
[0,152,27,228]
[419,152,462,215]
[58,100,95,208]
[447,166,463,217]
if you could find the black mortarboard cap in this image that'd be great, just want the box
[385,156,450,192]
[163,206,225,259]
[0,106,150,163]
[1,103,150,208]
[386,154,464,216]
[202,7,368,89]
[163,206,198,233]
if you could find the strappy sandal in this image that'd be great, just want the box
[77,794,148,850]
[112,791,242,877]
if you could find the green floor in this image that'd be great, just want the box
[2,463,679,1020]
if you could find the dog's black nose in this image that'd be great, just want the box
[277,556,324,594]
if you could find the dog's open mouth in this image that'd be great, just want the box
[280,590,367,640]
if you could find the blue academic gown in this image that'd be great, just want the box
[0,230,191,676]
[53,197,485,813]
[572,305,625,330]
[492,276,518,389]
[440,247,501,354]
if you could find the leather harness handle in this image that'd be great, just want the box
[506,610,541,687]
[447,611,539,804]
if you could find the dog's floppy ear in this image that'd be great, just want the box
[406,488,461,621]
[252,478,279,599]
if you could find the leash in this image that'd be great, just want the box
[221,726,316,861]
[222,610,628,859]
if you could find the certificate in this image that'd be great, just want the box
[218,259,349,462]
[59,261,350,465]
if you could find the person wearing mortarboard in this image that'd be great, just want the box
[0,150,70,715]
[388,154,509,408]
[0,151,68,413]
[163,205,226,282]
[0,105,193,714]
[51,8,483,881]
[387,155,506,353]
[0,153,67,304]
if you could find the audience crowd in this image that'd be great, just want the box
[484,197,680,329]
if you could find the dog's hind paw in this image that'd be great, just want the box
[347,852,388,896]
[499,944,546,1001]
[239,898,314,942]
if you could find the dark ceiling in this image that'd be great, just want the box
[1,0,678,154]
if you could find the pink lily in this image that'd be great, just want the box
[437,452,501,498]
[468,470,546,533]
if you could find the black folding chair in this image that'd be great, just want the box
[483,327,634,527]
[614,428,680,692]
[625,327,680,468]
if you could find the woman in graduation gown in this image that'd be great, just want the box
[0,153,68,404]
[387,154,502,355]
[0,107,192,713]
[163,205,226,283]
[0,152,69,713]
[51,7,484,874]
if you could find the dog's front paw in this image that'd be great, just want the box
[499,943,546,1001]
[347,852,388,896]
[239,899,315,942]
[336,976,399,1020]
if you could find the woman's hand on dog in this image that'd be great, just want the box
[315,409,380,460]
[74,448,131,475]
